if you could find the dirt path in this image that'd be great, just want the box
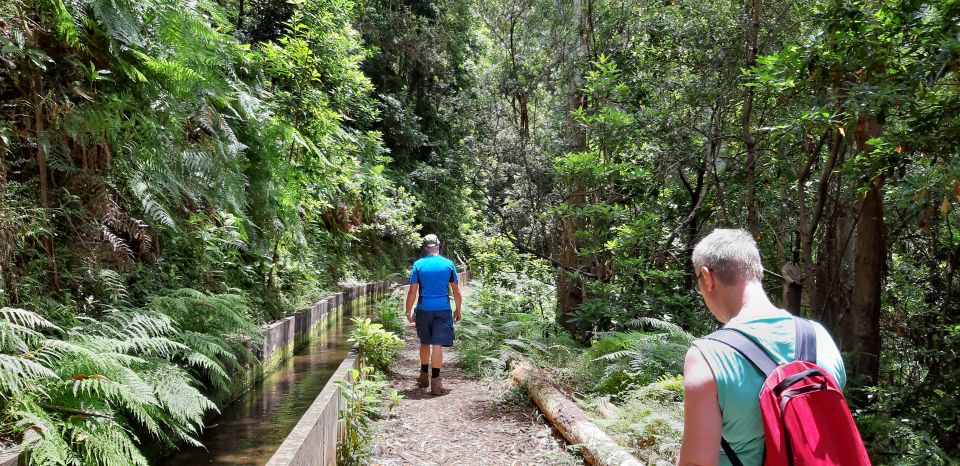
[370,290,581,466]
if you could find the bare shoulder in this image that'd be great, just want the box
[683,345,716,390]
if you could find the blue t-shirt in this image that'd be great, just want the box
[409,255,458,311]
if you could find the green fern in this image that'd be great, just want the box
[96,269,129,305]
[0,303,248,465]
[586,321,693,394]
[0,354,58,396]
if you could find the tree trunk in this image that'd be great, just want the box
[237,0,245,30]
[812,204,845,332]
[557,198,584,335]
[781,260,802,313]
[743,0,761,233]
[511,361,643,466]
[556,0,592,335]
[680,163,706,290]
[793,127,842,328]
[849,114,884,384]
[0,138,15,302]
[32,85,59,293]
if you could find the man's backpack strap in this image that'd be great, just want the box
[720,438,745,466]
[705,328,779,466]
[704,328,779,378]
[794,317,817,363]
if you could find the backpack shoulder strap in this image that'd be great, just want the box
[721,438,745,466]
[704,328,779,377]
[794,317,817,363]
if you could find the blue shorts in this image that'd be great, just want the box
[415,310,455,347]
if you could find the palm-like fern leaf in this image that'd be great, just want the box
[0,307,61,331]
[0,354,58,395]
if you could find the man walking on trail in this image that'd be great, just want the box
[406,234,462,395]
[677,229,854,466]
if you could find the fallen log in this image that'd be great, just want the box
[511,361,643,466]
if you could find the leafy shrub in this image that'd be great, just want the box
[336,366,400,466]
[462,232,693,459]
[586,319,692,396]
[374,294,406,336]
[856,413,955,465]
[456,238,562,378]
[587,376,684,463]
[349,317,403,372]
[456,299,556,378]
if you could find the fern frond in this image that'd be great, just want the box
[182,351,230,392]
[101,224,135,260]
[0,307,61,331]
[111,337,189,358]
[594,349,636,362]
[13,405,76,466]
[102,312,176,339]
[49,0,81,46]
[0,320,45,352]
[129,179,176,229]
[71,419,149,466]
[177,330,238,367]
[98,269,129,304]
[0,354,58,394]
[145,364,217,427]
[625,317,685,334]
[86,0,146,47]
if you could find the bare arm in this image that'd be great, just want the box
[677,346,722,466]
[405,284,419,323]
[450,282,463,322]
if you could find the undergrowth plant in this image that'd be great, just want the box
[584,375,684,463]
[373,291,406,336]
[348,317,403,373]
[0,305,244,465]
[0,267,261,465]
[460,233,691,458]
[336,366,400,466]
[586,318,693,396]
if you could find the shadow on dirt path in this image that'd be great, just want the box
[370,287,581,466]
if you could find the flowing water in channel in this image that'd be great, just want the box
[160,299,370,465]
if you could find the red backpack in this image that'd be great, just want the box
[704,317,871,466]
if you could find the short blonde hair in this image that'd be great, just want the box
[692,229,764,285]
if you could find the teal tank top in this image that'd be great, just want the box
[694,309,846,466]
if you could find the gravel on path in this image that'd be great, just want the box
[370,302,581,466]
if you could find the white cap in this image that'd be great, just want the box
[422,234,440,247]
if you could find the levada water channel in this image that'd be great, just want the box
[160,288,381,465]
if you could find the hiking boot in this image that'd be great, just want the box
[417,371,429,388]
[430,376,449,396]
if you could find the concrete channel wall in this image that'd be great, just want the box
[259,280,399,375]
[266,271,469,466]
[265,346,361,466]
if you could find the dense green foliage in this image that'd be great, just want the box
[340,297,404,464]
[354,0,481,254]
[458,240,687,463]
[463,0,960,461]
[2,0,959,462]
[348,316,403,372]
[0,287,257,465]
[0,0,442,462]
[373,288,407,335]
[336,366,400,466]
